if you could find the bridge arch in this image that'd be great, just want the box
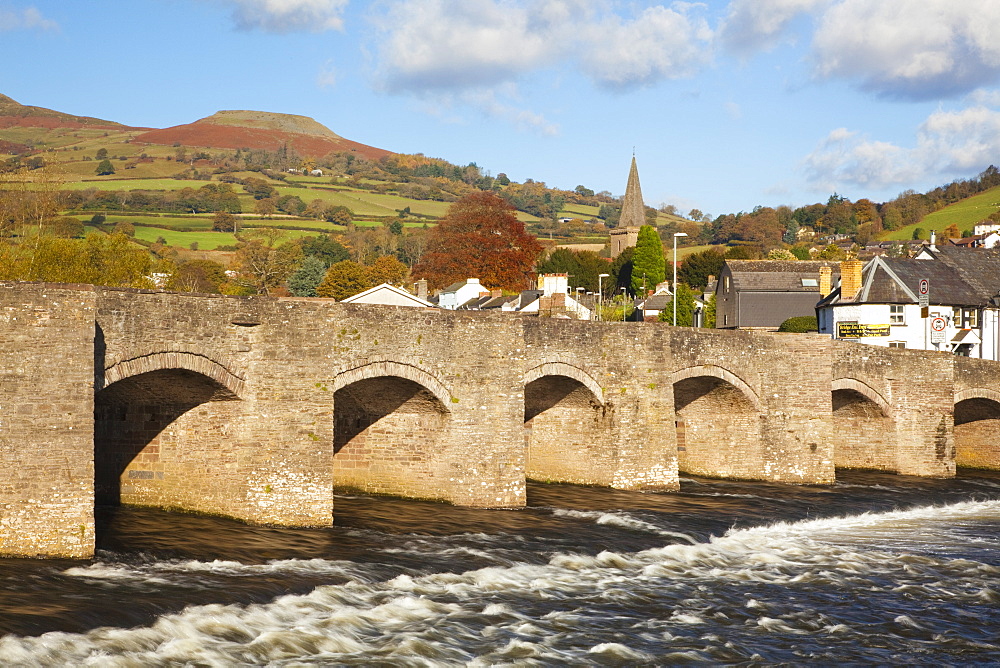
[332,360,452,409]
[103,351,245,399]
[670,364,764,480]
[332,360,453,499]
[94,351,245,509]
[523,362,607,484]
[953,387,1000,469]
[831,377,895,471]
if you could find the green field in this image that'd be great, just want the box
[130,225,316,249]
[884,186,1000,240]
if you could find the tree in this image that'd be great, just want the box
[412,191,542,291]
[610,246,634,295]
[230,228,302,295]
[942,223,961,239]
[287,255,328,297]
[95,159,115,176]
[630,225,665,295]
[678,248,725,289]
[299,235,350,266]
[168,259,227,293]
[316,260,372,299]
[323,205,353,225]
[254,198,276,218]
[767,248,796,260]
[95,148,108,160]
[213,211,237,232]
[659,283,696,326]
[368,254,408,285]
[114,221,135,237]
[52,217,84,239]
[689,208,703,221]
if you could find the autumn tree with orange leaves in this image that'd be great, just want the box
[413,191,542,291]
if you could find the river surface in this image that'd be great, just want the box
[2,471,1000,665]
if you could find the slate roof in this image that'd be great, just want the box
[726,260,840,292]
[817,253,994,308]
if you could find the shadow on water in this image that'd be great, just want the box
[1,470,999,637]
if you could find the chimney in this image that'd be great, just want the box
[819,266,832,298]
[840,260,863,300]
[491,289,502,298]
[930,230,937,251]
[415,279,428,301]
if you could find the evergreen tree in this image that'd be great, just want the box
[630,225,665,295]
[659,283,696,326]
[287,255,328,297]
[95,159,115,176]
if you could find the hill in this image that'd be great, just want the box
[883,185,1000,240]
[133,110,392,162]
[0,94,131,131]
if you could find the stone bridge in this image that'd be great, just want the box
[3,282,1000,558]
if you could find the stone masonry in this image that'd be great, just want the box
[2,281,1000,558]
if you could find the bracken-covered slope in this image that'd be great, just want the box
[133,110,393,161]
[0,94,132,130]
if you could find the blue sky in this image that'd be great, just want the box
[4,0,1000,218]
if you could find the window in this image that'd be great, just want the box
[953,307,979,328]
[724,276,731,292]
[801,278,818,287]
[888,341,906,349]
[890,304,905,325]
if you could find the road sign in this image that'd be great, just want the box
[931,316,946,343]
[918,278,929,308]
[919,279,929,295]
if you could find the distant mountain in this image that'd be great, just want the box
[0,94,131,130]
[132,110,393,161]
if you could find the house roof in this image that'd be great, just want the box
[817,255,988,308]
[921,246,1000,302]
[724,260,840,292]
[340,283,436,307]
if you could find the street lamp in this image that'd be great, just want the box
[673,232,688,326]
[621,286,627,322]
[598,273,609,321]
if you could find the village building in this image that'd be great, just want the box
[817,248,1000,359]
[609,156,646,259]
[339,283,435,308]
[715,260,840,330]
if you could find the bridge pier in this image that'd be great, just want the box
[0,286,96,558]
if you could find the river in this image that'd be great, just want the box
[2,470,999,665]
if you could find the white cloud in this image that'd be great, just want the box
[801,104,1000,191]
[373,0,711,93]
[0,5,58,31]
[719,0,829,56]
[576,4,712,90]
[215,0,347,33]
[812,0,1000,100]
[317,60,337,88]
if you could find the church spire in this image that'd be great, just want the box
[617,156,645,229]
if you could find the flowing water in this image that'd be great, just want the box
[2,471,1000,666]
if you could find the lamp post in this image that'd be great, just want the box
[621,286,627,322]
[673,232,688,326]
[597,275,606,321]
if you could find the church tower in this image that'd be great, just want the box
[609,156,645,258]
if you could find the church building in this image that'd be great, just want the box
[609,156,647,258]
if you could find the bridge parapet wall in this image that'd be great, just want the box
[0,283,96,558]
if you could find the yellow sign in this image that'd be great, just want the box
[837,323,890,338]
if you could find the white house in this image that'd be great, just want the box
[438,278,490,310]
[340,283,435,308]
[517,273,593,320]
[817,252,1000,359]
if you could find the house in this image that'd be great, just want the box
[438,278,490,310]
[516,274,592,319]
[949,232,1000,249]
[715,260,840,330]
[340,283,435,308]
[816,251,1000,358]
